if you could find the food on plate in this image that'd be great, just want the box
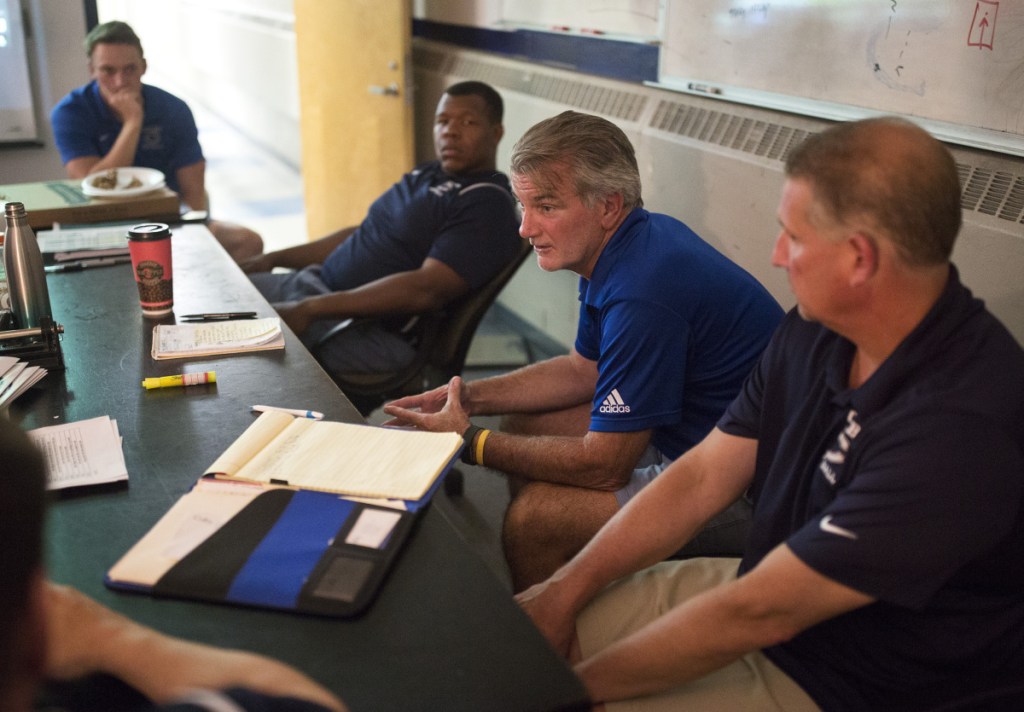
[90,169,143,190]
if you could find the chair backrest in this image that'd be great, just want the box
[421,238,532,384]
[331,239,531,413]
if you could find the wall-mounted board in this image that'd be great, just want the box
[658,1,1024,155]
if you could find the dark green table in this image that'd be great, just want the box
[12,224,588,712]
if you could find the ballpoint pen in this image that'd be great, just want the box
[180,312,259,321]
[44,255,133,273]
[251,404,325,420]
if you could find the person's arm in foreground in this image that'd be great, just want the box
[45,583,346,711]
[516,428,874,703]
[384,353,650,489]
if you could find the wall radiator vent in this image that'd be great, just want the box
[650,99,811,163]
[416,45,647,122]
[650,98,1023,227]
[959,167,1024,224]
[417,42,1024,227]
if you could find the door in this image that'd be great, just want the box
[293,0,413,240]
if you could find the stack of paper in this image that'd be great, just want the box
[36,224,131,263]
[152,317,285,360]
[0,355,47,409]
[27,415,129,491]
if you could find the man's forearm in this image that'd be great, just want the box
[575,576,782,703]
[465,354,596,417]
[479,431,635,489]
[263,227,357,271]
[574,542,873,704]
[68,120,143,178]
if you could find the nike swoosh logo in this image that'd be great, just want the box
[819,515,858,540]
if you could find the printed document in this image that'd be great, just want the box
[27,415,129,490]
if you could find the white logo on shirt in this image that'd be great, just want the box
[429,179,461,197]
[819,514,858,540]
[819,409,861,485]
[598,388,631,414]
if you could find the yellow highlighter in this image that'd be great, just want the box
[141,371,217,390]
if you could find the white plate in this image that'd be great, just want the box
[81,167,167,198]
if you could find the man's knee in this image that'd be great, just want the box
[502,481,562,549]
[502,481,618,557]
[503,481,619,590]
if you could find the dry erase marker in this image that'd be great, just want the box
[142,371,217,390]
[251,405,324,420]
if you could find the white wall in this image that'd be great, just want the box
[0,0,90,184]
[97,0,301,168]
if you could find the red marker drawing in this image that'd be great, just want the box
[967,0,998,50]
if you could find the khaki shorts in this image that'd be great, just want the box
[576,557,820,712]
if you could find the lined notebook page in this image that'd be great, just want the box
[208,413,462,501]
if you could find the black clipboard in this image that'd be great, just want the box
[106,487,418,617]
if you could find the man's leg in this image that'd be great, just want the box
[574,558,819,712]
[502,481,620,592]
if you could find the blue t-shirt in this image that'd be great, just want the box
[576,208,782,460]
[320,161,521,295]
[50,80,204,193]
[719,267,1024,710]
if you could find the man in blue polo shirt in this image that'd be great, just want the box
[516,117,1024,710]
[385,111,783,591]
[50,21,262,262]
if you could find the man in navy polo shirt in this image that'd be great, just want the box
[240,81,521,400]
[515,117,1024,710]
[385,112,783,591]
[51,21,262,262]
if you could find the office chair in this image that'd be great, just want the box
[316,240,533,491]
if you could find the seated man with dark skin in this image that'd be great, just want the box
[0,417,346,712]
[239,81,521,403]
[51,20,263,263]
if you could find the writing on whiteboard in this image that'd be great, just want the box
[967,0,998,49]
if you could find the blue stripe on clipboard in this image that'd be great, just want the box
[226,490,356,609]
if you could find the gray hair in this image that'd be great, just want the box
[510,111,642,209]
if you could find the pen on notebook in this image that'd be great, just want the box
[44,255,132,273]
[142,371,217,390]
[251,405,324,420]
[180,311,258,322]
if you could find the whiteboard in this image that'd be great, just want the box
[659,0,1024,154]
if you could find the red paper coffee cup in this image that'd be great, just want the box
[127,223,173,317]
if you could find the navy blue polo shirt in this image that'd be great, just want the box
[719,267,1024,710]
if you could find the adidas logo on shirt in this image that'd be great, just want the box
[599,388,631,414]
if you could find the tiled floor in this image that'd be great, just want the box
[178,86,527,589]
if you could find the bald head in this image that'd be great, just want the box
[785,117,962,266]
